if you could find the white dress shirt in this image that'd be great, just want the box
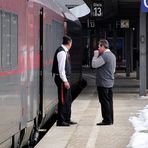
[57,44,68,82]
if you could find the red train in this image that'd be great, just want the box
[0,0,84,147]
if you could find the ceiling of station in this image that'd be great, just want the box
[84,0,140,4]
[118,0,140,17]
[118,0,139,2]
[83,0,140,19]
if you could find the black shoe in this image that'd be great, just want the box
[96,122,112,126]
[56,121,70,126]
[69,121,77,125]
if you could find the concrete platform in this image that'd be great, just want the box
[35,70,148,148]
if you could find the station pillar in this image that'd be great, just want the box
[139,12,147,96]
[125,29,133,77]
[146,14,148,89]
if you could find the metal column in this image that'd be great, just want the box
[139,12,147,96]
[113,29,117,55]
[146,14,148,88]
[130,30,134,72]
[125,30,132,77]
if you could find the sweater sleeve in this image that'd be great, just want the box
[91,56,105,68]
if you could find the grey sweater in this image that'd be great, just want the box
[92,49,116,88]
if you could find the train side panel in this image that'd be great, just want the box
[0,0,28,145]
[19,1,65,145]
[26,1,40,124]
[26,0,64,126]
[0,0,83,147]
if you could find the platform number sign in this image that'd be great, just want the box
[87,19,95,28]
[92,0,103,17]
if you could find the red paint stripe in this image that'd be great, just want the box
[61,83,64,105]
[0,53,53,76]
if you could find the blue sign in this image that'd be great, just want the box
[141,0,148,12]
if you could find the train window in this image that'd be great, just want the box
[1,11,11,69]
[0,10,18,71]
[10,14,18,68]
[0,11,1,68]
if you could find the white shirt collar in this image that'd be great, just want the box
[105,49,110,52]
[61,44,68,52]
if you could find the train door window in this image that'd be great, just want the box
[52,21,64,53]
[0,10,18,71]
[44,24,52,60]
[52,21,57,54]
[44,21,64,62]
[52,21,57,53]
[34,14,39,51]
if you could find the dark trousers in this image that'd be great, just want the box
[97,87,113,124]
[54,75,72,123]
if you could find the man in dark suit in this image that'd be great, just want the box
[52,35,77,126]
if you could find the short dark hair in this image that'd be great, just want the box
[98,39,109,49]
[62,35,72,45]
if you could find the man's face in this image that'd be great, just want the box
[98,44,105,54]
[68,42,72,50]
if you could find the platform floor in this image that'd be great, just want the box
[35,70,148,148]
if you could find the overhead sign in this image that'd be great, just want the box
[120,20,129,28]
[141,0,148,12]
[87,19,95,28]
[116,19,130,29]
[91,0,103,17]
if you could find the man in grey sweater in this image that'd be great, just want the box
[92,39,116,125]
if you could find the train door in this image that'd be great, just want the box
[27,3,44,125]
[39,7,44,123]
[29,1,64,127]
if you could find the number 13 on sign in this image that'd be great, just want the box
[93,7,102,16]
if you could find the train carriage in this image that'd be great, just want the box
[0,0,28,147]
[0,0,84,147]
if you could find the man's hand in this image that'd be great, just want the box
[94,50,99,57]
[64,82,70,89]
